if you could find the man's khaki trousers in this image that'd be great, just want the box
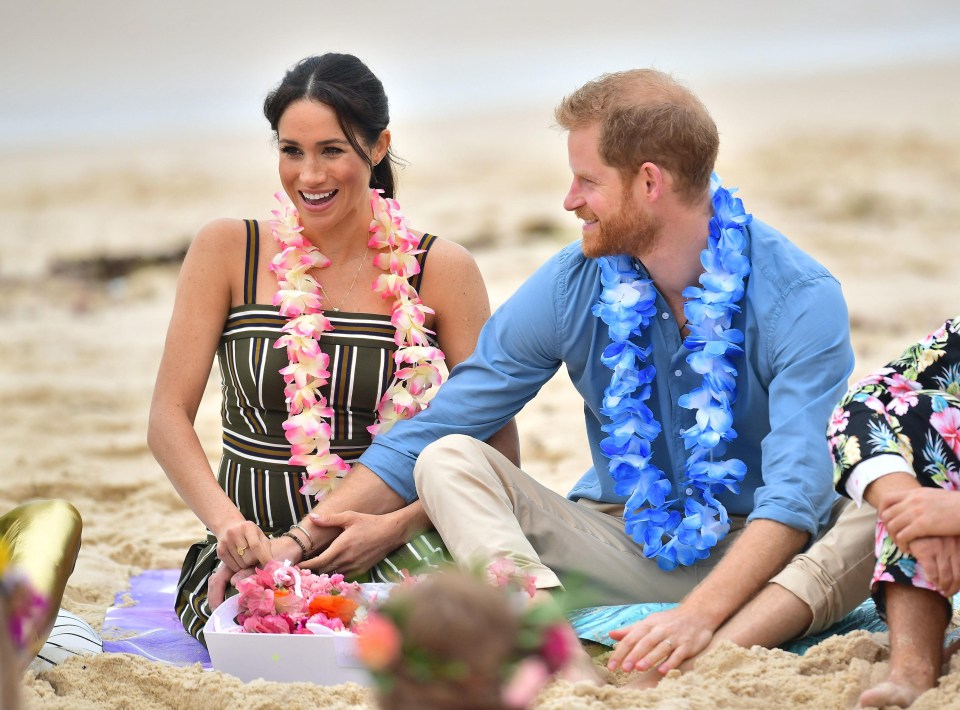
[415,434,876,635]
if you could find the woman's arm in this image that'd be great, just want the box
[147,219,273,572]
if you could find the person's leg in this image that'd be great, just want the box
[858,582,947,709]
[415,435,739,606]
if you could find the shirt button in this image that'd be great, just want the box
[674,369,683,377]
[661,312,670,319]
[685,488,694,496]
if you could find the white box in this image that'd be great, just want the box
[203,595,373,686]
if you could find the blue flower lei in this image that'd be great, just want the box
[592,176,752,571]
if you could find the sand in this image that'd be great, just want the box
[4,59,960,709]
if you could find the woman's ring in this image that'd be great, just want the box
[664,638,673,647]
[237,545,247,557]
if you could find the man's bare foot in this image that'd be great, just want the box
[858,679,928,709]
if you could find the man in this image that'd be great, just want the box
[217,69,876,680]
[360,69,875,679]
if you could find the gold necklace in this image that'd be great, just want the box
[318,250,367,312]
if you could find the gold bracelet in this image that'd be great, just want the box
[281,531,308,561]
[290,523,315,550]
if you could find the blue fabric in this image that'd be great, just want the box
[361,222,854,538]
[570,594,960,655]
[567,601,887,655]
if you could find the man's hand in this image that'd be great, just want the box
[606,518,809,677]
[909,536,960,597]
[878,488,960,549]
[606,604,718,675]
[298,510,407,577]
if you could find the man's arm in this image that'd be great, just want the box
[608,519,807,673]
[355,247,574,501]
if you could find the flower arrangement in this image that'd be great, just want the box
[356,560,577,710]
[593,174,751,570]
[234,560,365,634]
[270,189,448,501]
[0,538,48,651]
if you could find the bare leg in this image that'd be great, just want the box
[709,582,813,649]
[858,583,946,709]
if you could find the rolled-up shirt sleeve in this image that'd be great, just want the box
[358,252,566,502]
[749,275,855,535]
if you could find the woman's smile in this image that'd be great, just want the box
[298,188,339,211]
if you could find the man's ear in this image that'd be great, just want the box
[633,162,666,203]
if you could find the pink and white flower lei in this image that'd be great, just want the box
[270,189,448,500]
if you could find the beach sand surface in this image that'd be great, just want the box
[4,59,960,708]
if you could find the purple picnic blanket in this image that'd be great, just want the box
[102,569,211,668]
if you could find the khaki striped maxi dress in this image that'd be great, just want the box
[176,220,450,643]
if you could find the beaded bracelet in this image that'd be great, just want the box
[290,523,315,550]
[281,531,308,561]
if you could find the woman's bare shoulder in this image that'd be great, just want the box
[191,217,249,248]
[181,218,252,271]
[416,234,489,319]
[419,234,480,278]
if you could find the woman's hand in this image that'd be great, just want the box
[878,488,960,549]
[206,534,303,610]
[298,510,407,577]
[215,520,272,573]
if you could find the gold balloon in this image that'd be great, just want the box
[0,500,82,657]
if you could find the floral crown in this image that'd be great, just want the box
[356,559,578,709]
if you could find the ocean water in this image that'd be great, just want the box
[1,0,960,147]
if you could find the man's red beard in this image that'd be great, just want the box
[577,199,661,259]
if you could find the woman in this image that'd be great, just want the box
[829,316,960,708]
[148,53,518,642]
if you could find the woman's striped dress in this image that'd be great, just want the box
[176,220,449,643]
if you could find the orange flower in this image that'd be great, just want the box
[308,594,359,626]
[355,612,401,671]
